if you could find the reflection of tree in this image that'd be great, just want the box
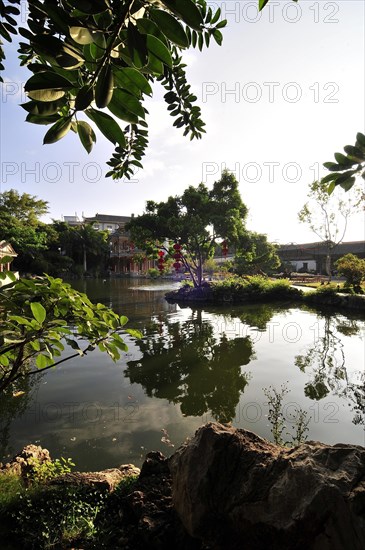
[207,303,289,331]
[295,313,365,424]
[125,309,254,423]
[0,374,41,459]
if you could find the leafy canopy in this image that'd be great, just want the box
[0,0,298,180]
[127,170,248,286]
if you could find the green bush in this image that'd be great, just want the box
[147,267,160,278]
[211,276,301,302]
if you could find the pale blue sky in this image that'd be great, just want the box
[1,0,364,244]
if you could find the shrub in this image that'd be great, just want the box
[335,254,365,293]
[147,267,160,278]
[211,275,301,302]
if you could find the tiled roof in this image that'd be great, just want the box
[84,214,132,223]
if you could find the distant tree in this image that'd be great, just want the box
[0,189,50,272]
[127,170,248,287]
[234,232,280,275]
[298,180,362,280]
[50,221,110,274]
[335,254,365,292]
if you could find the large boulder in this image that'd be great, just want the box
[169,422,365,550]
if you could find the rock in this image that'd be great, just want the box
[1,444,51,478]
[51,464,140,492]
[169,422,365,550]
[102,450,202,549]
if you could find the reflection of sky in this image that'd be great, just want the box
[3,281,365,469]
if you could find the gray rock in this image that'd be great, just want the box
[51,464,140,492]
[169,422,365,550]
[1,444,51,478]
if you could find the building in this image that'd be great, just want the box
[109,225,155,275]
[63,213,155,275]
[278,241,365,273]
[0,241,18,286]
[83,213,132,233]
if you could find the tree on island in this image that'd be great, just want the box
[234,232,280,276]
[127,170,248,287]
[298,180,362,279]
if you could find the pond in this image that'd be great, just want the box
[1,278,364,471]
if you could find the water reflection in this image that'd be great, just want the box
[125,308,254,423]
[295,311,365,424]
[0,374,42,460]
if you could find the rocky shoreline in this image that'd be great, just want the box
[2,423,365,549]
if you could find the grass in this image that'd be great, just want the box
[0,463,139,549]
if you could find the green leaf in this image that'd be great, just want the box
[112,89,145,118]
[114,67,152,97]
[212,29,223,46]
[25,71,75,92]
[321,172,340,184]
[125,328,143,339]
[21,97,66,116]
[146,34,172,68]
[161,0,204,31]
[259,0,270,11]
[150,9,189,48]
[43,117,72,144]
[31,302,46,324]
[119,315,128,326]
[334,152,354,167]
[75,85,94,110]
[136,18,169,46]
[95,64,114,108]
[210,7,221,25]
[127,24,148,69]
[26,113,61,125]
[343,145,365,162]
[356,132,365,147]
[108,91,140,123]
[339,176,356,191]
[26,89,66,102]
[327,181,336,194]
[323,162,342,172]
[36,354,51,369]
[70,26,93,44]
[86,108,126,147]
[77,121,96,153]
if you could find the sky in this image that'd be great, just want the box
[0,0,364,245]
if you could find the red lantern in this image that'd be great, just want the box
[158,250,164,257]
[173,261,181,270]
[173,243,181,251]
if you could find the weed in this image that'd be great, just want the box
[263,383,310,447]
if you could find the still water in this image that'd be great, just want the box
[1,278,364,470]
